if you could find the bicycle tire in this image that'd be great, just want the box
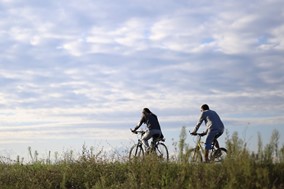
[187,148,203,163]
[155,143,169,161]
[129,144,144,160]
[210,147,227,162]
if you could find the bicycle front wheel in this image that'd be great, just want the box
[129,144,144,160]
[155,143,169,161]
[187,148,202,163]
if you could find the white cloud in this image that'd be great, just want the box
[0,0,284,157]
[271,25,284,50]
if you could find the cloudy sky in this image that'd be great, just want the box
[0,0,283,161]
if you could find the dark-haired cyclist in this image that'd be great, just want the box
[131,108,163,151]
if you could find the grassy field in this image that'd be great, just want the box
[0,129,283,189]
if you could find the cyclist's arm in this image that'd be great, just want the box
[191,112,205,134]
[133,115,145,131]
[203,129,208,135]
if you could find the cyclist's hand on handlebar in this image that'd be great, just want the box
[200,132,206,136]
[130,129,137,134]
[190,131,197,136]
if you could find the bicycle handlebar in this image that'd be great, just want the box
[189,131,206,137]
[130,129,145,135]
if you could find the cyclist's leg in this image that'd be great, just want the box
[141,130,151,150]
[213,130,224,149]
[151,129,162,142]
[205,130,218,162]
[213,138,219,148]
[152,130,162,142]
[142,129,161,150]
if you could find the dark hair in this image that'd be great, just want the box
[201,104,209,110]
[143,108,151,114]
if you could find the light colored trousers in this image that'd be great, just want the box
[142,129,162,149]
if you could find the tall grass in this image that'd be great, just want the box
[0,129,283,189]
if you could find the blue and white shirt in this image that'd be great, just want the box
[193,110,224,133]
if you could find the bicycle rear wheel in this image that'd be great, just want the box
[210,147,227,162]
[187,148,202,163]
[129,144,144,160]
[155,143,169,161]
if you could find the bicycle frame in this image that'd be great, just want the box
[189,134,206,162]
[129,130,169,161]
[188,132,227,163]
[195,135,218,152]
[133,131,160,152]
[195,134,205,153]
[130,131,144,158]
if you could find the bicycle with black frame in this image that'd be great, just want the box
[129,129,169,161]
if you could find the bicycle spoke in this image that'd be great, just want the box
[129,144,144,160]
[187,148,202,163]
[155,143,169,161]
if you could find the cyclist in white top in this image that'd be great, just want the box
[191,104,224,162]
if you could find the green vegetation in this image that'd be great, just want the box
[0,129,284,189]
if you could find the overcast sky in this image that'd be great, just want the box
[0,0,283,161]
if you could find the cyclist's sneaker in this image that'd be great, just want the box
[145,147,151,154]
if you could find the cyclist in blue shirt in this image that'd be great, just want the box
[191,104,224,162]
